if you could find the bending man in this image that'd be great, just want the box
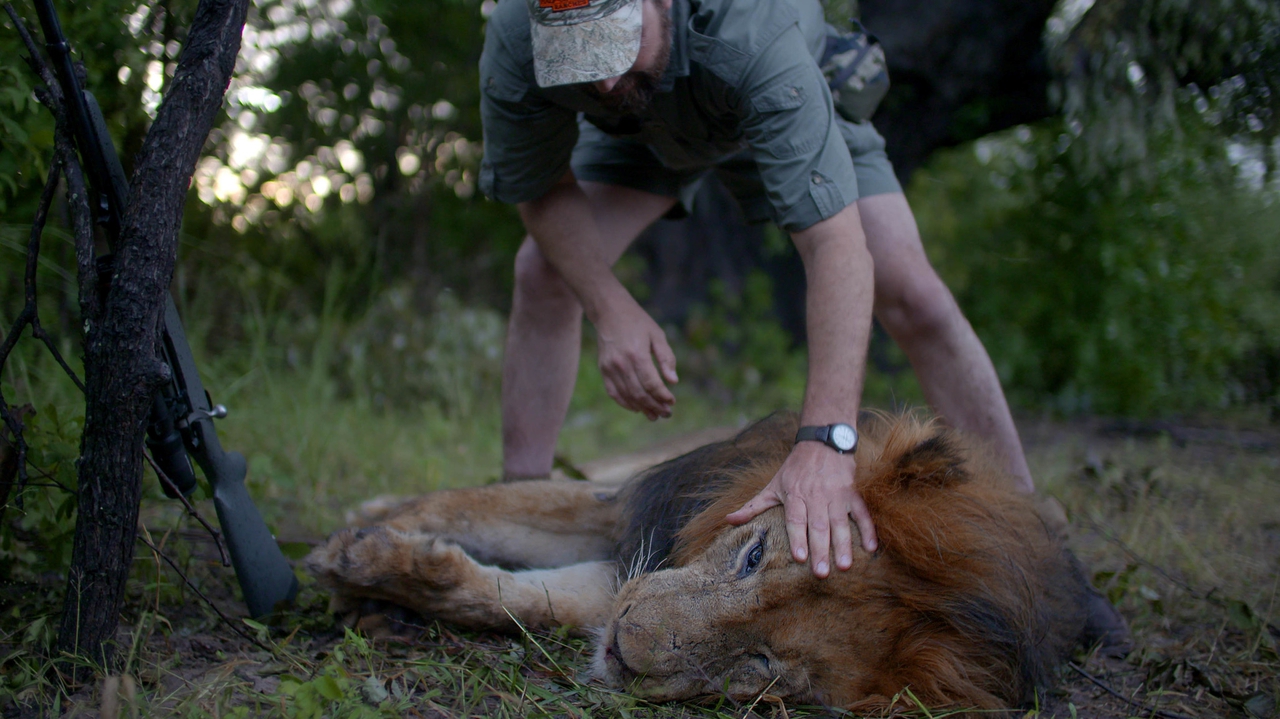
[479,0,1033,579]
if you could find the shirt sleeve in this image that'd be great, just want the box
[478,26,579,204]
[736,24,859,231]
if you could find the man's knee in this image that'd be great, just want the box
[875,265,964,347]
[513,238,579,313]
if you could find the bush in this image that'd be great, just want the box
[335,288,505,417]
[910,121,1280,415]
[677,271,807,410]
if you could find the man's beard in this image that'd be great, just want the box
[589,7,672,114]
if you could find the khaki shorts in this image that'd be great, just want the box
[570,117,902,224]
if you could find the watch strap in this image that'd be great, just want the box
[794,425,831,445]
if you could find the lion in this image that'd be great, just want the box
[306,412,1104,711]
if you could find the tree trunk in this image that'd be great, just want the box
[56,0,250,671]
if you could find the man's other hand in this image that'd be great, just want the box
[594,297,678,421]
[725,441,877,577]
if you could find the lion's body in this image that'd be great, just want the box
[307,413,1093,710]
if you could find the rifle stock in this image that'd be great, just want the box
[35,0,298,617]
[161,301,299,617]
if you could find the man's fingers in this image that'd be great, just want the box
[613,350,672,414]
[807,514,832,578]
[601,375,625,409]
[636,366,675,415]
[849,495,878,553]
[636,343,676,412]
[830,505,855,571]
[601,355,663,416]
[784,498,809,564]
[726,489,781,524]
[653,334,679,385]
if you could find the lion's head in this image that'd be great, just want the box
[594,413,1089,710]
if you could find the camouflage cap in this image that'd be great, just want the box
[527,0,643,88]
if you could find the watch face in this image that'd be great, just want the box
[830,424,856,452]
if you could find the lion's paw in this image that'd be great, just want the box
[306,526,483,614]
[306,525,417,590]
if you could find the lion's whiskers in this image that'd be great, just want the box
[622,528,664,584]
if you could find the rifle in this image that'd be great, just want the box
[32,0,298,618]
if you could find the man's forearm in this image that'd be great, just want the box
[517,175,630,323]
[791,203,875,425]
[516,174,679,420]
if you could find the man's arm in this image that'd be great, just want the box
[517,172,679,420]
[727,201,878,577]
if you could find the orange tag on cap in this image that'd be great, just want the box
[540,0,589,10]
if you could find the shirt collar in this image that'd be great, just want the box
[657,0,691,92]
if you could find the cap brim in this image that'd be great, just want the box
[531,0,643,88]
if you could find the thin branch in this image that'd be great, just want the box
[135,532,273,654]
[143,450,230,567]
[21,457,71,493]
[31,324,85,393]
[1079,517,1198,595]
[6,1,99,329]
[1080,517,1280,636]
[4,4,56,89]
[1068,662,1196,719]
[0,160,66,500]
[0,8,93,509]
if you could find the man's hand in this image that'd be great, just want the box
[593,296,678,421]
[726,441,877,577]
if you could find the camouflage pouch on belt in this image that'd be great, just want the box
[820,20,890,123]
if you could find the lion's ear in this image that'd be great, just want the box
[890,434,970,489]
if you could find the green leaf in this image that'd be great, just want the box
[313,674,344,701]
[1227,598,1262,632]
[275,540,310,560]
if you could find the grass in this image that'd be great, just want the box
[1,334,1278,718]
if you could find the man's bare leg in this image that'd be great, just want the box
[858,192,1034,491]
[502,183,677,479]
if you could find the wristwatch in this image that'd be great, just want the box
[794,423,858,454]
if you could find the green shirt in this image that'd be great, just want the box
[478,0,858,231]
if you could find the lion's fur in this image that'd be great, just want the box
[307,412,1093,711]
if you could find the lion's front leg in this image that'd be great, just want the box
[306,525,617,633]
[346,480,623,570]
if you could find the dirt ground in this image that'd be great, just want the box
[5,414,1278,718]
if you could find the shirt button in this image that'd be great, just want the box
[811,173,824,184]
[487,77,496,87]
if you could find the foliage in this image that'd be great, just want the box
[678,271,807,410]
[182,0,526,314]
[1051,0,1280,178]
[911,117,1280,414]
[333,287,505,417]
[0,402,80,610]
[0,0,197,211]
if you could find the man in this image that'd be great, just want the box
[479,0,1035,580]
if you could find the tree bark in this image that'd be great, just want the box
[56,0,250,671]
